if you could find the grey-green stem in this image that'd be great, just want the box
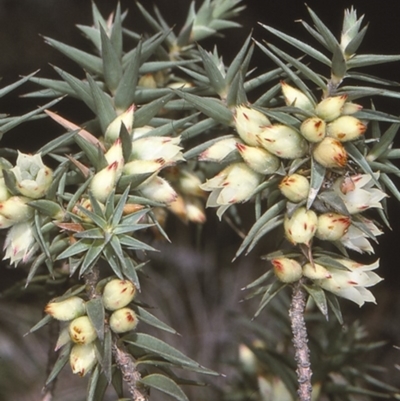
[289,279,312,401]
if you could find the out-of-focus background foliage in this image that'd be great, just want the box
[1,1,400,400]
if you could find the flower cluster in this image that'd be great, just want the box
[0,152,53,266]
[45,278,139,377]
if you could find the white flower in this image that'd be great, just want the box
[3,221,38,266]
[200,163,262,218]
[340,217,383,254]
[11,152,53,199]
[131,136,184,165]
[313,259,382,307]
[333,173,386,214]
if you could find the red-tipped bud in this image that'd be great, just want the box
[90,162,119,202]
[45,296,86,321]
[236,143,280,174]
[315,95,348,121]
[138,176,178,204]
[284,207,318,245]
[342,102,363,115]
[327,116,367,142]
[272,257,303,283]
[234,105,270,147]
[109,307,139,333]
[316,212,351,241]
[302,262,332,280]
[70,343,97,377]
[69,316,97,345]
[312,137,347,168]
[0,196,33,223]
[300,117,326,143]
[105,105,135,143]
[102,279,137,311]
[279,174,310,203]
[280,82,314,111]
[257,125,308,159]
[199,137,239,162]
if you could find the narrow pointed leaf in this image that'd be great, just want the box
[74,133,108,172]
[302,283,328,319]
[197,44,226,95]
[0,97,62,139]
[242,269,274,291]
[173,90,233,125]
[235,200,287,260]
[87,298,105,341]
[86,73,117,133]
[347,54,400,69]
[79,241,106,276]
[247,216,284,255]
[53,66,95,111]
[268,43,326,91]
[122,256,141,291]
[354,110,400,123]
[111,186,130,226]
[110,3,123,59]
[102,244,123,279]
[259,23,331,66]
[331,44,347,81]
[306,5,339,52]
[123,333,217,375]
[308,159,326,209]
[0,70,38,97]
[325,292,343,324]
[255,41,314,102]
[254,281,287,318]
[43,36,103,75]
[100,25,123,92]
[136,306,179,335]
[115,41,141,111]
[46,342,72,385]
[27,314,52,335]
[368,123,400,160]
[56,238,90,260]
[139,374,189,401]
[133,93,175,128]
[381,173,400,203]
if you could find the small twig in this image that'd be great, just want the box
[112,342,148,401]
[83,266,100,299]
[289,279,312,401]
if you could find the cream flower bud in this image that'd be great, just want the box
[303,262,332,280]
[284,207,318,245]
[109,307,139,333]
[327,115,367,142]
[131,136,184,165]
[123,159,165,176]
[105,138,124,178]
[280,81,314,111]
[0,196,33,223]
[90,162,119,203]
[185,197,206,224]
[272,257,303,283]
[131,125,154,140]
[279,174,310,203]
[105,104,135,143]
[70,343,97,377]
[316,213,351,241]
[315,95,348,121]
[258,124,308,159]
[342,102,363,115]
[300,117,326,143]
[200,163,263,206]
[312,137,347,168]
[11,152,53,199]
[199,138,239,162]
[234,105,271,147]
[177,170,204,197]
[138,73,157,88]
[69,316,97,345]
[3,221,37,266]
[45,296,86,321]
[236,143,280,174]
[102,279,137,311]
[137,176,178,204]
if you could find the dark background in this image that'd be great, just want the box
[1,1,400,400]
